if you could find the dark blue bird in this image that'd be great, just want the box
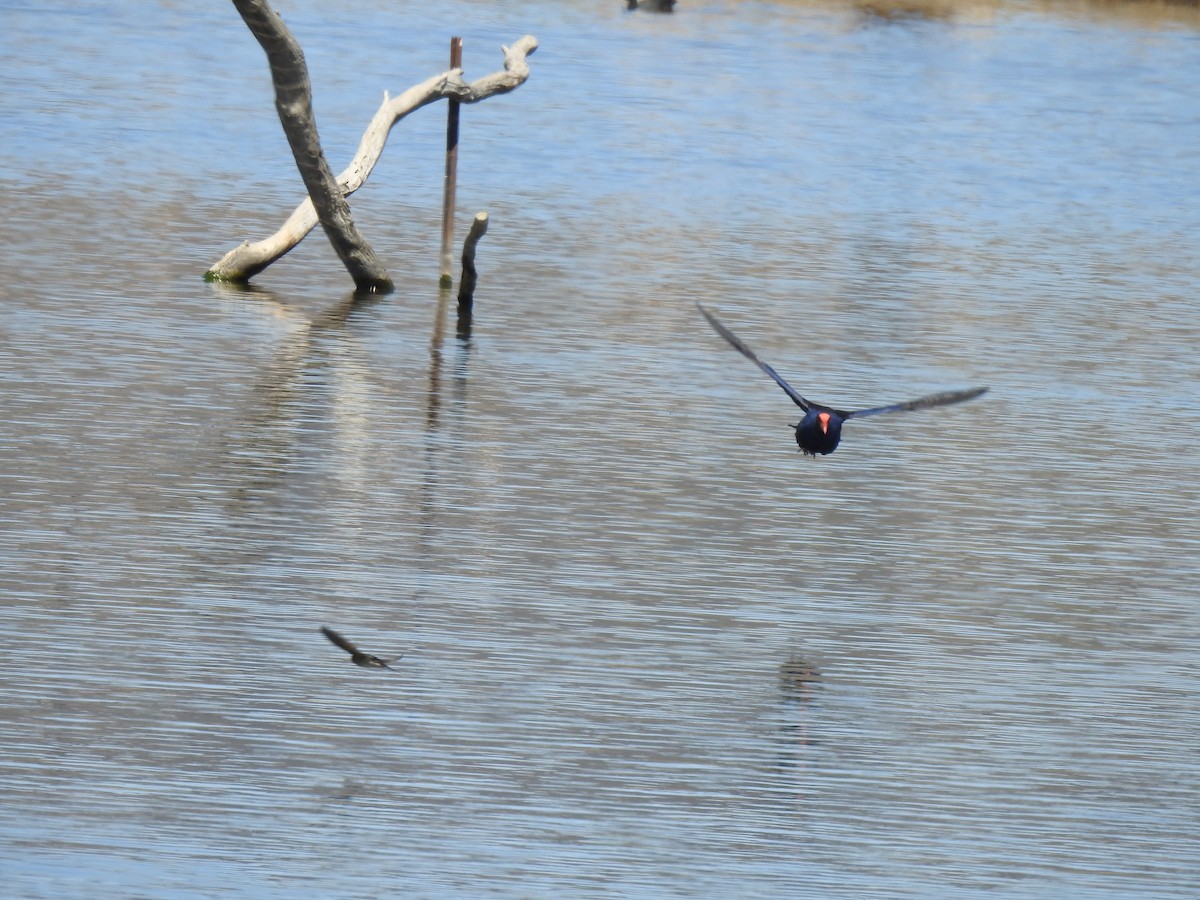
[698,304,987,457]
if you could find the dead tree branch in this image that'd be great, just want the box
[227,0,392,292]
[207,31,538,285]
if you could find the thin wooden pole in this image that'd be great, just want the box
[439,36,463,288]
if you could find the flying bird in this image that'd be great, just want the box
[320,626,400,669]
[697,303,987,457]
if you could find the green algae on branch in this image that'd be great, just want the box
[203,269,249,285]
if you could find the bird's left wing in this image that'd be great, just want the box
[320,626,359,654]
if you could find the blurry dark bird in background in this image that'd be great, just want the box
[321,626,400,669]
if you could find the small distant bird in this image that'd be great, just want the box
[697,303,987,456]
[320,626,400,669]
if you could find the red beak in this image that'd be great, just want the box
[818,412,831,434]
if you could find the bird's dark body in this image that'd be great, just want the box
[697,303,987,456]
[793,406,846,457]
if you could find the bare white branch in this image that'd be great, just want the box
[207,35,537,283]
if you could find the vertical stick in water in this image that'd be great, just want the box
[457,211,489,340]
[439,36,464,288]
[457,211,489,308]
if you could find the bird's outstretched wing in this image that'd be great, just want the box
[846,386,989,419]
[321,626,359,655]
[697,304,812,411]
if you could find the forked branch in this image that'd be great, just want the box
[207,33,538,284]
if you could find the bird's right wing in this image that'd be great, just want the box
[697,304,811,411]
[846,386,989,419]
[320,626,359,654]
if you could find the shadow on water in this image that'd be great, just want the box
[205,279,479,562]
[204,282,382,513]
[420,286,474,545]
[774,653,824,792]
[424,284,475,435]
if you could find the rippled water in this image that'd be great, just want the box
[2,0,1198,896]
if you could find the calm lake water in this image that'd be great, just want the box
[2,0,1198,896]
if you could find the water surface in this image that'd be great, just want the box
[1,0,1198,896]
